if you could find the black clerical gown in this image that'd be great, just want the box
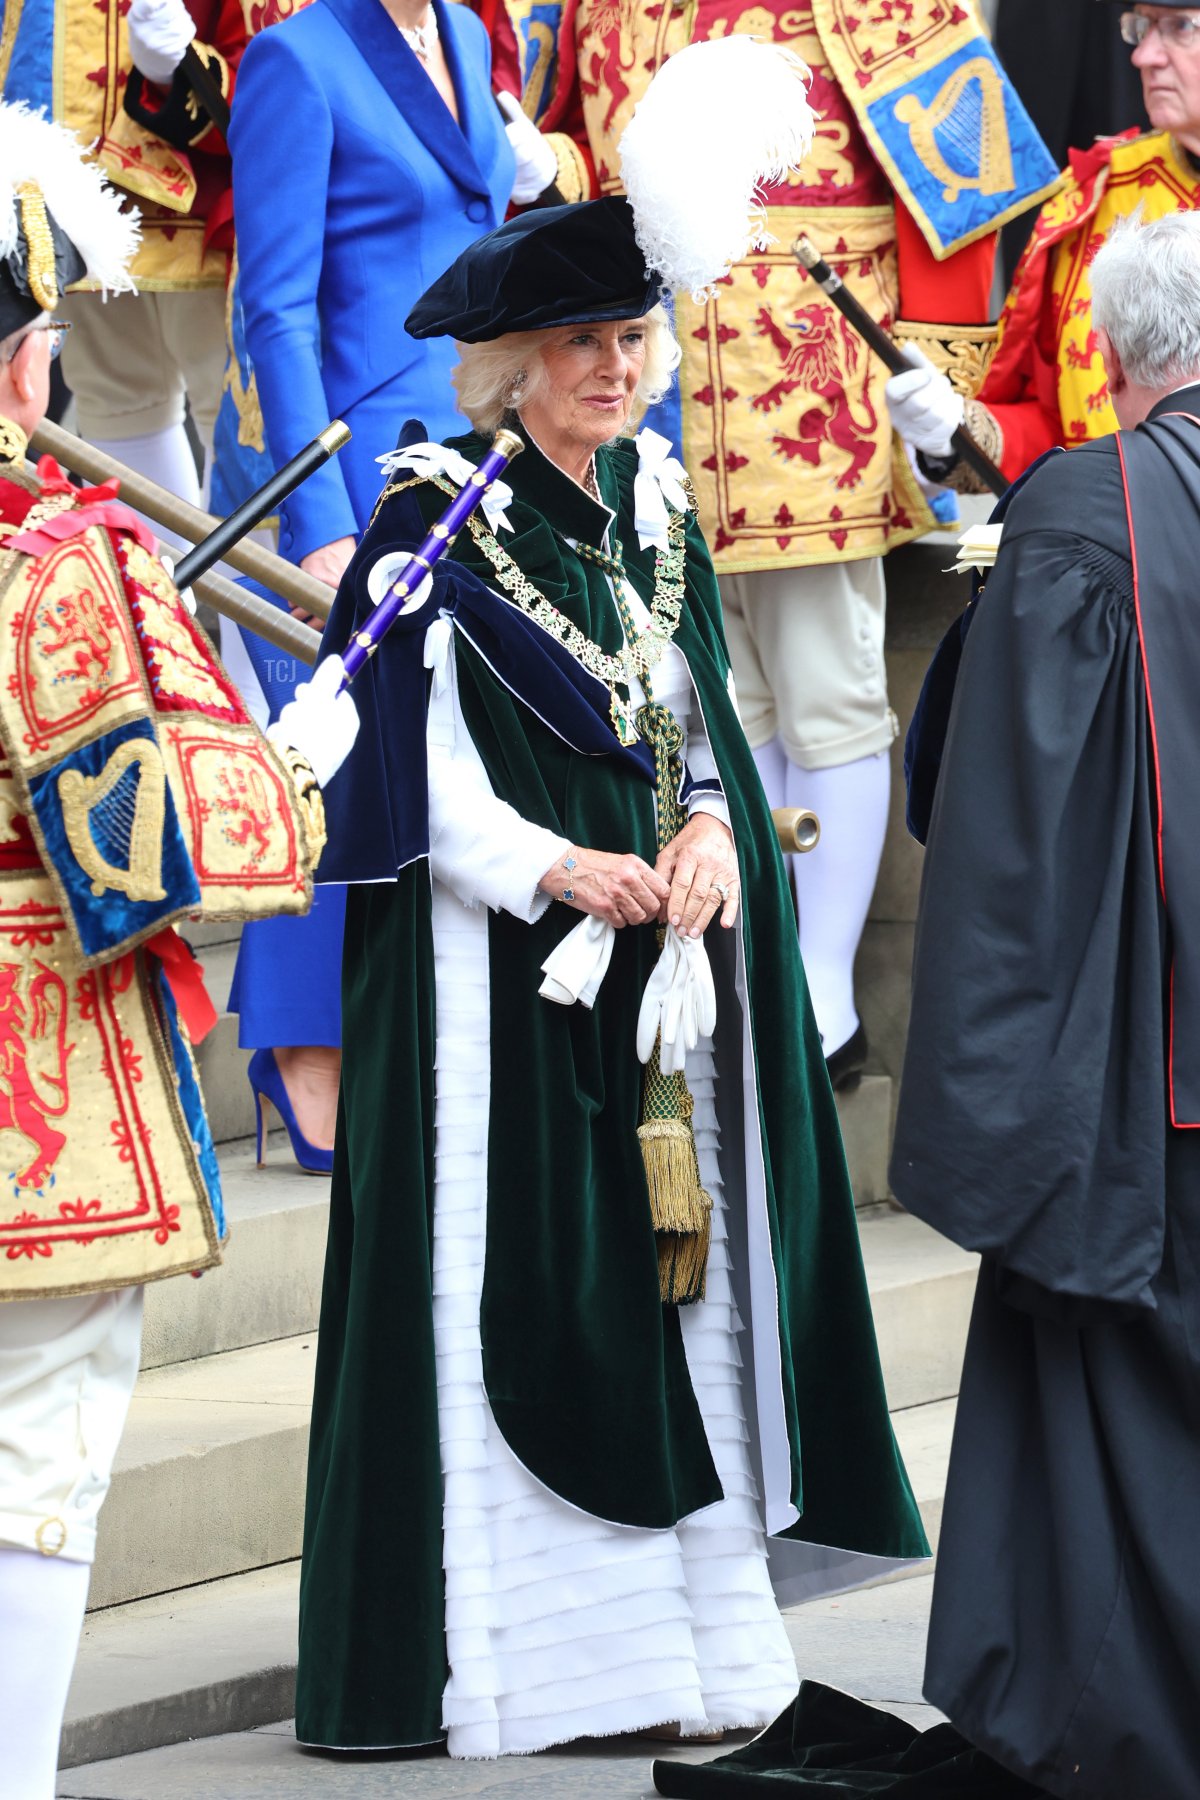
[894,390,1200,1800]
[654,390,1200,1800]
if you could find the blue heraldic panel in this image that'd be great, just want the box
[867,38,1062,253]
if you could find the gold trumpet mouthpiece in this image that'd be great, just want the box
[772,807,821,855]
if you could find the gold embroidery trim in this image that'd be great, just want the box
[893,319,1000,401]
[273,743,326,871]
[16,183,59,312]
[0,415,30,467]
[0,0,22,97]
[940,398,1006,496]
[546,132,590,205]
[59,737,168,901]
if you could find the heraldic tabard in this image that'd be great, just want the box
[0,456,322,1298]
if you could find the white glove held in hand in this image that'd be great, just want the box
[497,90,558,206]
[126,0,197,86]
[268,654,360,789]
[885,349,964,459]
[539,915,615,1008]
[366,551,434,613]
[637,926,718,1076]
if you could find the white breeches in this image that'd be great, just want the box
[0,1287,144,1563]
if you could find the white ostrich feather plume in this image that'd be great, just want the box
[619,38,815,302]
[0,103,140,294]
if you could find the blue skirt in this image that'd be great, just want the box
[223,579,345,1050]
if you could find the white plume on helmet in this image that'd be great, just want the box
[0,102,140,294]
[618,37,815,302]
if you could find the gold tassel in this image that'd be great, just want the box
[658,1205,712,1307]
[637,1116,713,1305]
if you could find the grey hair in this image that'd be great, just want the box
[451,305,681,436]
[1091,211,1200,389]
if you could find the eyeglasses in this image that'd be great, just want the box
[2,320,71,365]
[1121,10,1200,48]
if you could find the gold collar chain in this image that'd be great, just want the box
[371,469,690,724]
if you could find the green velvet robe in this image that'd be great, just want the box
[295,429,928,1750]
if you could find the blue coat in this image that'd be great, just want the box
[229,0,514,563]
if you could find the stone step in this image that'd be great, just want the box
[856,1207,976,1414]
[62,1563,300,1772]
[835,1074,892,1208]
[141,1140,328,1372]
[65,1398,958,1774]
[891,1396,957,1560]
[90,1335,313,1611]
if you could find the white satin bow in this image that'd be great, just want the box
[633,428,692,552]
[637,926,717,1074]
[376,441,514,533]
[539,915,615,1008]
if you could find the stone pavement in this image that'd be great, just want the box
[57,1574,938,1799]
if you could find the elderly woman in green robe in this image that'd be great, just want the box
[297,194,928,1760]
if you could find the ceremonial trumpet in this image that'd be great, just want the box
[29,418,341,627]
[773,807,820,854]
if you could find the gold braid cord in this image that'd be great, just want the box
[16,183,58,311]
[595,543,713,1307]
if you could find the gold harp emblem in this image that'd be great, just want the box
[58,738,168,902]
[893,57,1015,205]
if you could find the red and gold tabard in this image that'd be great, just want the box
[980,131,1200,482]
[0,865,222,1297]
[574,0,934,568]
[0,453,322,1297]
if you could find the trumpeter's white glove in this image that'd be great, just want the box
[268,654,360,788]
[126,0,196,86]
[884,349,964,459]
[497,90,558,206]
[366,550,434,613]
[637,926,718,1076]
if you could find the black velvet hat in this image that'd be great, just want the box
[405,197,666,343]
[0,208,85,342]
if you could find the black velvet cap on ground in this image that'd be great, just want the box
[0,205,84,341]
[404,195,666,342]
[652,1685,1053,1796]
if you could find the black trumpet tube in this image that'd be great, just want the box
[172,421,352,591]
[792,236,1007,499]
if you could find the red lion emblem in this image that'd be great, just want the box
[750,300,879,490]
[0,961,73,1191]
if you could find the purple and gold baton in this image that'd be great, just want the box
[339,427,524,688]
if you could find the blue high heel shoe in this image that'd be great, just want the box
[248,1047,334,1176]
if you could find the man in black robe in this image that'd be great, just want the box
[655,210,1200,1800]
[895,208,1200,1800]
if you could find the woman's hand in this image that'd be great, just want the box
[656,814,740,936]
[537,845,670,928]
[297,537,356,629]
